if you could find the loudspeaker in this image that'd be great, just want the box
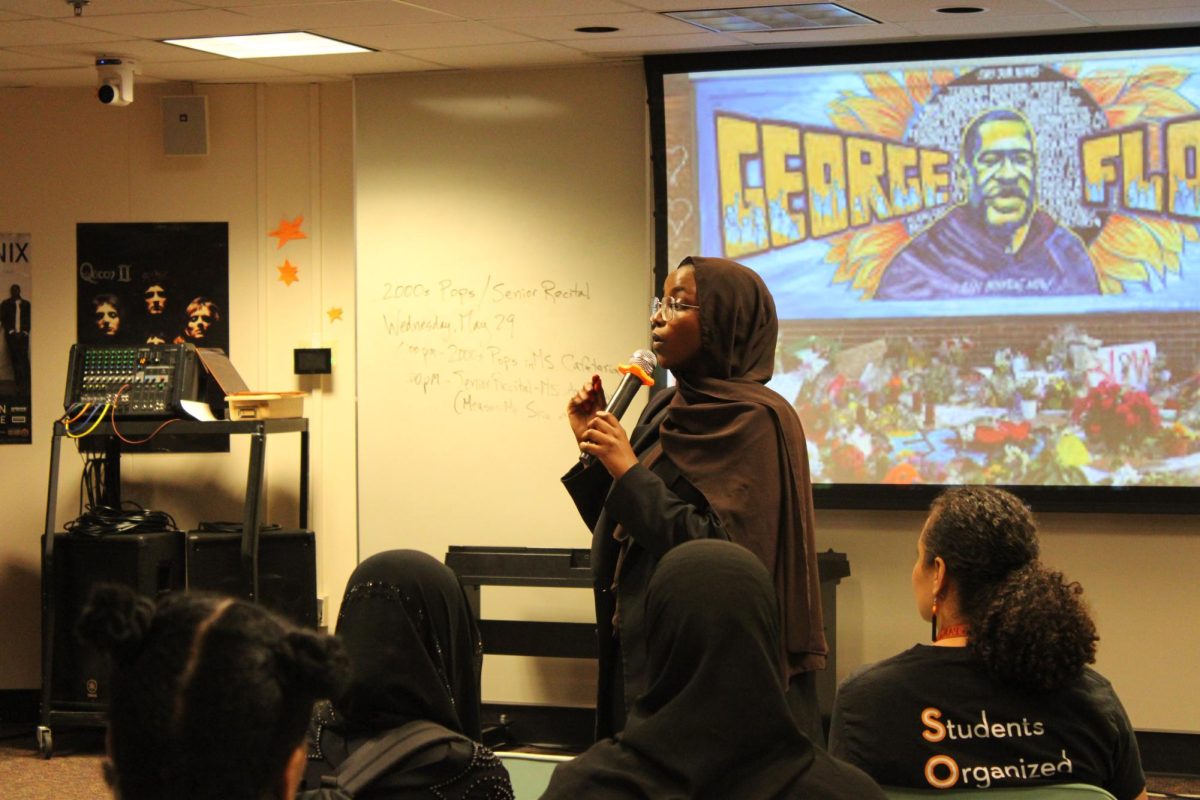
[185,529,317,628]
[162,95,209,156]
[45,532,184,705]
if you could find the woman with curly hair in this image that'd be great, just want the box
[829,487,1147,800]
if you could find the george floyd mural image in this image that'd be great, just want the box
[662,45,1200,488]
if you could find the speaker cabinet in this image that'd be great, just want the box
[184,529,317,628]
[162,95,208,156]
[45,532,184,706]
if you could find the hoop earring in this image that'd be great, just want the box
[931,597,939,643]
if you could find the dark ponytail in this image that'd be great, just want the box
[972,563,1097,691]
[924,487,1098,691]
[77,585,349,800]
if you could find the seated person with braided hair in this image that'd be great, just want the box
[77,585,349,800]
[829,487,1147,800]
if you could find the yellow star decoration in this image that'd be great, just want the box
[277,260,300,287]
[268,215,307,249]
[327,307,344,323]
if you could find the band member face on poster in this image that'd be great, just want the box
[144,283,168,316]
[93,294,122,337]
[964,113,1036,234]
[183,297,219,341]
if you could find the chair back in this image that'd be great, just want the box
[496,752,572,799]
[883,783,1118,800]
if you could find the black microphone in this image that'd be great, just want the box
[580,348,657,467]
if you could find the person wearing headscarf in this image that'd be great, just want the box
[540,540,885,799]
[563,256,826,740]
[304,550,514,799]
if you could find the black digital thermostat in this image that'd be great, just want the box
[293,348,332,375]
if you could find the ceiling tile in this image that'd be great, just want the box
[188,0,358,7]
[246,49,446,74]
[0,48,83,68]
[0,0,197,19]
[567,31,739,54]
[60,8,293,38]
[402,39,597,69]
[488,11,700,40]
[903,12,1094,36]
[1086,9,1200,24]
[9,38,225,64]
[0,18,126,47]
[314,20,531,50]
[840,0,1070,24]
[1058,0,1198,9]
[393,0,635,19]
[230,1,453,27]
[0,65,96,86]
[144,55,310,80]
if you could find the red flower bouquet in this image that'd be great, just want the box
[1071,381,1161,453]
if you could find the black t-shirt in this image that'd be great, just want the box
[829,645,1145,800]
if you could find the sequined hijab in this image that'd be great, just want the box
[333,550,483,739]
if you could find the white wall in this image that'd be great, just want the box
[0,69,1195,735]
[0,80,358,689]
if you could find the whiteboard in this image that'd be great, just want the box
[355,66,653,564]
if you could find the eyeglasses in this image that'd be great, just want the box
[651,296,700,321]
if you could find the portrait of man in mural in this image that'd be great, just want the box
[876,110,1100,301]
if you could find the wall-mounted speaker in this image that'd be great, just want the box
[162,95,209,156]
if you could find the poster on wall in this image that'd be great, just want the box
[75,223,230,452]
[76,223,229,354]
[0,233,32,445]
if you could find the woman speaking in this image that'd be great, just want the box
[563,256,826,741]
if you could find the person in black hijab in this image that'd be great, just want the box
[304,550,513,799]
[563,256,826,740]
[539,540,885,800]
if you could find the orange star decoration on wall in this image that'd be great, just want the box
[268,215,307,249]
[327,307,344,323]
[278,260,300,287]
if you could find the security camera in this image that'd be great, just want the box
[95,57,135,106]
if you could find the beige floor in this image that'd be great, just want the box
[1,732,1197,800]
[0,733,107,800]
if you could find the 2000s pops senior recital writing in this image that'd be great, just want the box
[375,271,606,421]
[380,276,592,303]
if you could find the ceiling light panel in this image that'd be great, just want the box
[163,31,371,58]
[665,3,876,33]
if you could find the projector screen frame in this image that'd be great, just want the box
[645,26,1200,514]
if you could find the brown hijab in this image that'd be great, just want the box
[661,256,826,676]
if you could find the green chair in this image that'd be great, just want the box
[497,752,573,799]
[884,784,1118,800]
